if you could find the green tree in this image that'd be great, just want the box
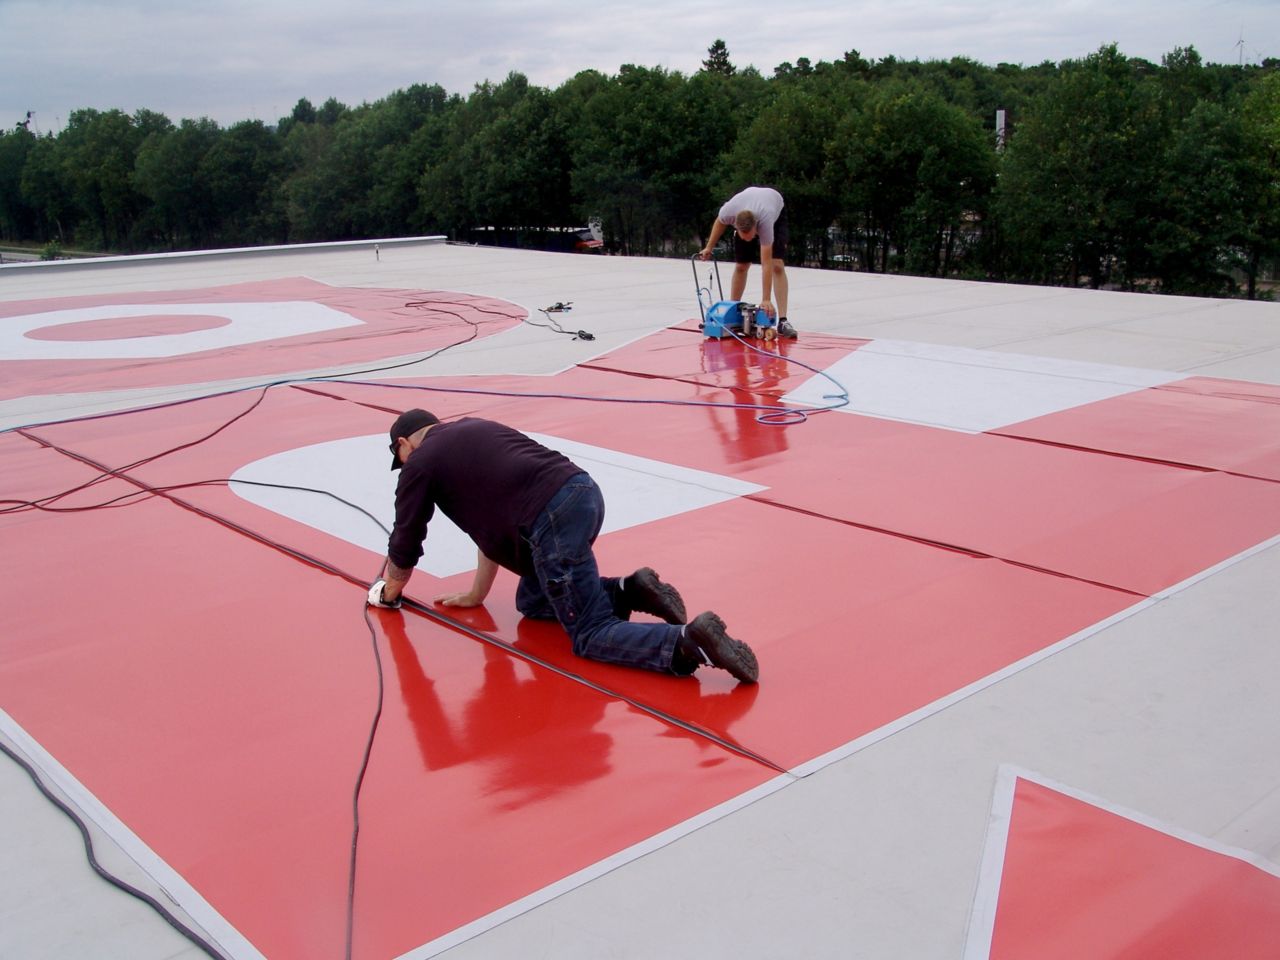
[418,73,553,241]
[0,127,38,241]
[303,90,434,239]
[994,45,1164,288]
[825,83,994,275]
[200,119,289,245]
[133,118,221,248]
[1145,101,1247,295]
[277,97,317,138]
[1238,71,1280,298]
[19,134,73,243]
[366,84,458,235]
[702,39,735,77]
[280,119,343,241]
[467,83,573,237]
[564,65,696,255]
[1158,46,1213,118]
[317,97,348,126]
[56,108,165,248]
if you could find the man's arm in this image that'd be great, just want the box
[699,219,728,259]
[380,558,414,603]
[434,550,499,608]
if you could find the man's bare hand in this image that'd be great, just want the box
[434,591,485,608]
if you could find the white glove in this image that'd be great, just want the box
[367,580,401,609]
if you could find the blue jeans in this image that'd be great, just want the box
[516,474,682,673]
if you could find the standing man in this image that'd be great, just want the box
[699,185,798,338]
[367,409,759,683]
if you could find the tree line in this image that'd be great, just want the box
[1,42,1277,298]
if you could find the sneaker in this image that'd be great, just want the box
[622,567,687,625]
[683,611,759,683]
[777,317,798,339]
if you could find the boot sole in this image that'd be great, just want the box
[689,612,759,683]
[629,568,687,625]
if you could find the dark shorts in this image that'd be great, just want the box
[733,205,789,264]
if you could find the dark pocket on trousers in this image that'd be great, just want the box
[545,575,577,625]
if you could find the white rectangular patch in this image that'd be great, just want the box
[783,340,1181,433]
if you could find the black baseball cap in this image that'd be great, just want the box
[388,409,439,470]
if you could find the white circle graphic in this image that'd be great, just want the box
[3,301,362,360]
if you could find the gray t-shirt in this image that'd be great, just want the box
[718,186,785,246]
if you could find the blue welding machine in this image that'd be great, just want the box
[702,300,776,339]
[692,254,775,340]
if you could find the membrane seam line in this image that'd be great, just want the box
[987,432,1280,485]
[744,494,1149,600]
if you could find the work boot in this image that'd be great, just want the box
[682,611,759,683]
[777,317,798,339]
[621,567,687,625]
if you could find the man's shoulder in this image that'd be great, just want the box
[430,416,494,437]
[425,417,525,452]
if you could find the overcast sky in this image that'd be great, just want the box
[3,0,1277,133]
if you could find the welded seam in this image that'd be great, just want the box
[743,493,1149,599]
[988,431,1280,485]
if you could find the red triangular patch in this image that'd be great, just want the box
[984,775,1280,959]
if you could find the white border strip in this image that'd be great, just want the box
[0,708,266,960]
[394,773,794,959]
[962,763,1019,960]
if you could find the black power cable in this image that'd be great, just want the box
[347,596,386,960]
[525,304,594,341]
[0,737,229,960]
